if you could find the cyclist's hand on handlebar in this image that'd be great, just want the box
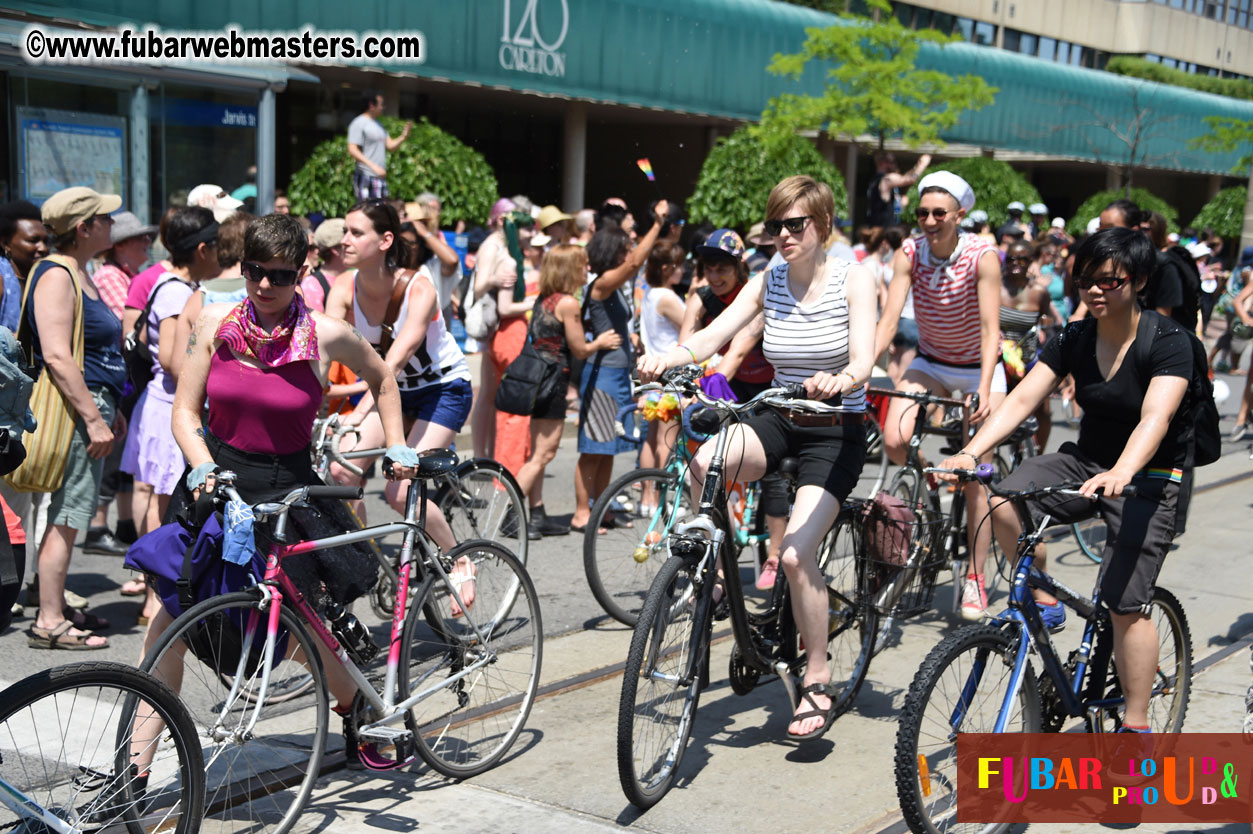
[966,386,991,424]
[186,461,220,499]
[937,451,977,483]
[1079,469,1132,500]
[802,371,846,401]
[636,353,670,384]
[382,444,420,481]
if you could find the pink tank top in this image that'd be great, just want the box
[205,345,323,455]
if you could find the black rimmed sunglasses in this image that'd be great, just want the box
[1075,272,1130,291]
[763,216,811,237]
[915,207,950,221]
[241,261,300,287]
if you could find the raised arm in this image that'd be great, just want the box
[592,200,669,298]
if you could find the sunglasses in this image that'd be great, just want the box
[915,208,950,221]
[241,261,300,287]
[763,216,811,237]
[1076,272,1130,291]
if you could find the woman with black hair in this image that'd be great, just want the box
[569,200,668,533]
[325,200,471,545]
[0,200,49,332]
[942,227,1194,734]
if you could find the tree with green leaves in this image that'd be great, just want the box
[902,157,1040,229]
[1191,187,1245,239]
[1065,188,1178,236]
[1192,115,1253,248]
[288,117,498,224]
[687,127,847,231]
[755,0,996,150]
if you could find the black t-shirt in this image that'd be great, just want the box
[1140,251,1199,333]
[1039,311,1191,469]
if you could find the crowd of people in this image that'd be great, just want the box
[0,120,1242,743]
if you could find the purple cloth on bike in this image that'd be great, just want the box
[698,372,737,402]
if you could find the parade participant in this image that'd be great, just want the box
[1000,239,1054,449]
[874,171,1006,621]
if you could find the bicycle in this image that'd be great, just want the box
[139,454,542,834]
[312,415,529,618]
[0,661,204,834]
[616,367,873,809]
[584,400,776,626]
[894,464,1192,834]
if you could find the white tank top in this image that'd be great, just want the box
[641,285,681,356]
[350,268,470,391]
[761,258,866,411]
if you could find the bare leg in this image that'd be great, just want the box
[514,418,564,500]
[1111,610,1158,728]
[470,353,498,459]
[571,453,606,529]
[34,524,106,645]
[384,420,458,552]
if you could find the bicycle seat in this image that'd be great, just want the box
[415,448,458,478]
[779,457,800,478]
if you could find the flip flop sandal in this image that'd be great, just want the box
[64,606,109,631]
[787,682,838,742]
[119,575,147,597]
[447,559,478,619]
[27,621,108,650]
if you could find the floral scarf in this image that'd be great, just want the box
[215,294,319,367]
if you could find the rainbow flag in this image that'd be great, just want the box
[636,158,655,182]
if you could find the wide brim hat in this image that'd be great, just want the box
[109,211,157,245]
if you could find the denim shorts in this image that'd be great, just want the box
[399,378,473,432]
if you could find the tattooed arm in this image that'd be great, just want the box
[171,289,205,379]
[172,305,227,469]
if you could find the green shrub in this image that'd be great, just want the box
[903,157,1041,229]
[1190,186,1245,239]
[687,127,847,233]
[288,117,498,225]
[1106,56,1253,103]
[1066,188,1178,236]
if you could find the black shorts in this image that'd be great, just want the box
[996,442,1186,615]
[741,407,867,501]
[532,369,572,421]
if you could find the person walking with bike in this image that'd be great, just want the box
[941,227,1194,734]
[324,200,472,548]
[639,175,876,740]
[874,171,1007,621]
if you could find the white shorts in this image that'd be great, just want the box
[908,354,1007,395]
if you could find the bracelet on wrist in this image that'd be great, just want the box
[678,343,698,364]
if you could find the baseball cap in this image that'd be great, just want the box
[187,184,244,222]
[1051,217,1065,229]
[694,228,745,261]
[1028,203,1048,215]
[41,186,122,236]
[536,205,574,231]
[1187,242,1212,259]
[1007,201,1026,213]
[314,218,346,250]
[109,211,157,245]
[968,209,989,225]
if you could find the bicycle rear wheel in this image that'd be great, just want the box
[862,419,890,496]
[895,624,1040,834]
[585,467,693,626]
[816,511,878,717]
[617,551,711,809]
[1072,517,1107,563]
[1086,586,1192,733]
[400,540,542,779]
[436,458,528,565]
[139,590,329,834]
[0,662,204,834]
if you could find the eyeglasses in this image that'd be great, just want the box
[1076,272,1130,291]
[915,208,950,221]
[763,216,811,237]
[241,261,300,287]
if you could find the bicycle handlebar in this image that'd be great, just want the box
[923,463,1139,500]
[655,365,856,416]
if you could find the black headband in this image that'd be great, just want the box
[171,220,219,253]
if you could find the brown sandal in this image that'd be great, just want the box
[27,621,108,650]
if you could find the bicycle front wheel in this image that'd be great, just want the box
[895,624,1040,834]
[436,458,529,565]
[0,662,204,834]
[139,590,329,834]
[816,512,878,717]
[862,419,890,496]
[617,551,711,809]
[1087,586,1192,733]
[585,467,693,626]
[401,540,542,779]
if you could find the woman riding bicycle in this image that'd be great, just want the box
[324,200,472,549]
[638,175,876,740]
[1000,238,1054,449]
[941,226,1194,734]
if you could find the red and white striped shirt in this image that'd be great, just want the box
[902,233,995,366]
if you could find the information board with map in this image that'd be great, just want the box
[17,107,127,206]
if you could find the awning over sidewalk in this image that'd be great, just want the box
[13,0,1253,174]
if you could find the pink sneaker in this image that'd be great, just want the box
[960,574,987,621]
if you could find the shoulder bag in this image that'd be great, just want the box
[3,255,86,493]
[495,300,558,417]
[123,276,181,393]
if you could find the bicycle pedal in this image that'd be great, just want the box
[356,726,418,770]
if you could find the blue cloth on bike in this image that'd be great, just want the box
[223,500,256,566]
[125,513,264,617]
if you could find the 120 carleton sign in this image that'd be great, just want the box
[500,0,568,77]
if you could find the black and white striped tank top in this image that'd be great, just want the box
[762,259,866,412]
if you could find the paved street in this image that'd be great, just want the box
[2,374,1253,833]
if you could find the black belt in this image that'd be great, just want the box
[775,407,864,428]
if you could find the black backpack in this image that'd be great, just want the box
[1131,315,1220,467]
[1163,245,1203,330]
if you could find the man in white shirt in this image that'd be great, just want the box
[346,89,412,200]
